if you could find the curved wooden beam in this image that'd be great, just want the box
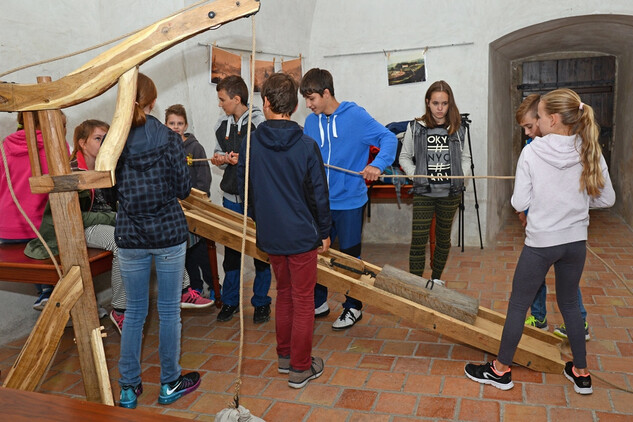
[94,67,137,181]
[0,0,260,112]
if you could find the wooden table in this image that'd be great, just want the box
[0,387,191,421]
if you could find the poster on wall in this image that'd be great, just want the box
[211,46,241,84]
[386,50,427,86]
[250,57,275,92]
[281,57,303,87]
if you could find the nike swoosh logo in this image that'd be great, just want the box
[165,380,182,395]
[483,372,501,380]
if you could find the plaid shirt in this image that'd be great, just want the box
[114,115,192,249]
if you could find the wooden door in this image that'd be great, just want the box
[518,56,615,166]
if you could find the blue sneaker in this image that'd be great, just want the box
[119,383,143,409]
[33,289,52,311]
[158,372,201,405]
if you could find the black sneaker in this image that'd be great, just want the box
[464,361,514,390]
[253,304,271,324]
[158,372,201,404]
[564,361,593,394]
[216,304,239,322]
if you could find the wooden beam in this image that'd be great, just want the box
[29,171,113,193]
[37,90,105,403]
[0,0,261,112]
[94,67,136,181]
[90,327,114,406]
[2,266,83,390]
[182,195,566,373]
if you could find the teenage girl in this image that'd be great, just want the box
[465,88,615,395]
[399,80,470,283]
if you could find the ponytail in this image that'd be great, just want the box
[540,89,604,197]
[132,73,157,127]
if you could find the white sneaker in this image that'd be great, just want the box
[430,278,445,287]
[315,302,330,318]
[332,308,362,330]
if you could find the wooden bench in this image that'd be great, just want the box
[0,243,113,285]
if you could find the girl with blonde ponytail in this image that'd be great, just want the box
[465,88,615,396]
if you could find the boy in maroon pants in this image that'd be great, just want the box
[237,72,331,388]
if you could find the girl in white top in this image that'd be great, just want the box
[465,88,615,395]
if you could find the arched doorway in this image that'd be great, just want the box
[486,15,633,243]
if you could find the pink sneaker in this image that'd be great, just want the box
[181,288,214,309]
[110,310,124,335]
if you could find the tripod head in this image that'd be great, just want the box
[460,113,472,126]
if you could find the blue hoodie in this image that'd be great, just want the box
[304,101,397,210]
[237,120,331,255]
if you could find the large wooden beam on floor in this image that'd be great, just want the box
[181,195,566,374]
[2,266,83,391]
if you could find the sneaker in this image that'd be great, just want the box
[431,278,446,287]
[564,361,592,394]
[33,289,52,311]
[158,372,201,405]
[110,310,124,335]
[119,382,143,409]
[553,322,590,341]
[314,302,330,318]
[278,355,290,374]
[181,287,214,309]
[525,315,548,330]
[464,361,514,390]
[217,304,239,322]
[288,356,324,389]
[253,304,271,324]
[332,308,362,330]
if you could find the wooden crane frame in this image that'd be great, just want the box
[0,0,261,403]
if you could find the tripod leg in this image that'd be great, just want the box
[465,123,484,249]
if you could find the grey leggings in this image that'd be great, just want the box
[497,240,587,369]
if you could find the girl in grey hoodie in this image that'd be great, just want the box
[465,88,615,395]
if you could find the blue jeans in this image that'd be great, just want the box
[315,206,364,311]
[118,242,186,387]
[221,197,272,307]
[530,282,587,321]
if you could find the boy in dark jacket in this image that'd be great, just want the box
[237,72,332,389]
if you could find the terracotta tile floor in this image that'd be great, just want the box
[2,208,632,421]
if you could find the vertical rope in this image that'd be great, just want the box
[231,13,257,410]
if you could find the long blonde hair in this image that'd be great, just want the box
[540,88,604,197]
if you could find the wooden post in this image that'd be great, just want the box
[36,76,105,403]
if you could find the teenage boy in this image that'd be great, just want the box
[237,72,331,388]
[211,75,272,324]
[516,94,590,340]
[299,68,397,330]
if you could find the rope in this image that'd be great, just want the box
[0,0,213,79]
[0,136,62,280]
[228,13,257,411]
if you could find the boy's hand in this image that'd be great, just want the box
[319,237,331,254]
[225,151,239,165]
[516,211,527,228]
[360,165,381,182]
[211,153,226,166]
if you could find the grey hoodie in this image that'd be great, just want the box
[511,133,615,247]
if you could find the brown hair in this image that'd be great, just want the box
[419,80,461,135]
[70,119,110,161]
[261,73,298,116]
[132,73,157,127]
[515,94,540,124]
[540,88,604,197]
[165,104,188,125]
[299,68,335,98]
[216,75,248,106]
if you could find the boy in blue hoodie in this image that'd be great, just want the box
[237,72,332,388]
[300,68,397,329]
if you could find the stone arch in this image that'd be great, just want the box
[486,14,633,242]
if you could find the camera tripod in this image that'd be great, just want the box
[458,113,483,251]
